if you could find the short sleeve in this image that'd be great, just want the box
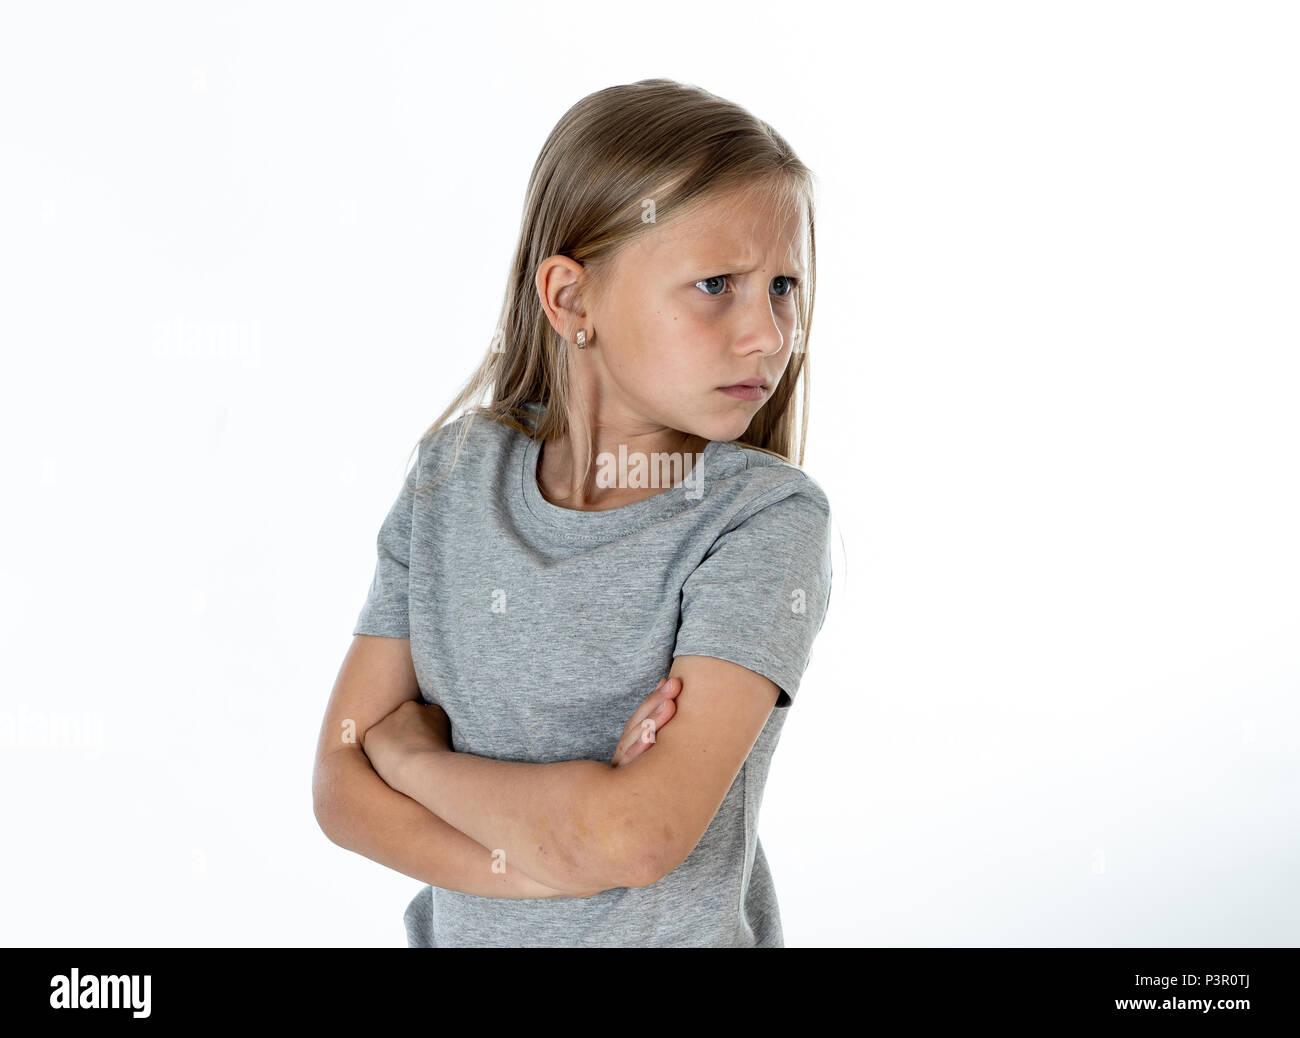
[352,447,419,639]
[673,482,833,708]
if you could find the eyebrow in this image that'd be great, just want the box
[686,260,807,278]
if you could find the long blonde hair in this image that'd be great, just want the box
[408,77,818,495]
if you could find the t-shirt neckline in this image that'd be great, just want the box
[517,402,723,537]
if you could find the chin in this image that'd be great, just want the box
[672,399,758,445]
[703,414,755,444]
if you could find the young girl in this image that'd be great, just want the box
[313,78,833,948]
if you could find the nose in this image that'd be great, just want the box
[733,283,788,357]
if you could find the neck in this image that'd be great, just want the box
[537,424,709,510]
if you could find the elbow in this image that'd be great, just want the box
[626,856,669,890]
[312,768,332,834]
[313,748,363,847]
[315,796,358,851]
[596,845,662,891]
[312,775,349,846]
[560,817,649,892]
[578,763,685,890]
[572,780,664,891]
[633,828,688,888]
[608,841,666,890]
[313,793,338,842]
[602,805,681,890]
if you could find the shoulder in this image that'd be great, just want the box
[410,406,533,491]
[705,440,832,527]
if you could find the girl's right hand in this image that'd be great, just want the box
[610,676,682,768]
[528,677,683,899]
[531,677,685,900]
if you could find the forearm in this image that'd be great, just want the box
[394,749,646,893]
[315,746,600,899]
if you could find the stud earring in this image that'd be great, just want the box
[575,330,587,349]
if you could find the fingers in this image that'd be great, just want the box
[629,676,680,735]
[646,676,681,716]
[610,676,683,767]
[618,698,677,765]
[615,691,679,765]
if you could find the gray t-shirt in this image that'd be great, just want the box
[352,400,833,947]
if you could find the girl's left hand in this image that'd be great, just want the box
[611,676,681,768]
[362,699,451,792]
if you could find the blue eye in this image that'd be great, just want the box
[694,274,801,297]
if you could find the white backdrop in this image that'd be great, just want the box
[1,1,1296,947]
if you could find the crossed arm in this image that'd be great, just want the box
[313,738,575,899]
[313,635,780,897]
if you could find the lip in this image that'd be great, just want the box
[720,378,769,389]
[717,382,767,401]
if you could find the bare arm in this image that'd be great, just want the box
[374,657,768,894]
[385,747,654,893]
[312,636,605,899]
[366,678,687,894]
[316,744,603,898]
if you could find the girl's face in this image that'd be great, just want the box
[588,184,807,445]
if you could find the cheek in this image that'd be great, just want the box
[639,304,709,358]
[664,304,718,349]
[626,291,695,348]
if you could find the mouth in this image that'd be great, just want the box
[717,382,768,400]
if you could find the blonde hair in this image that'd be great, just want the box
[408,77,819,495]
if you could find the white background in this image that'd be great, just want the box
[1,1,1296,947]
